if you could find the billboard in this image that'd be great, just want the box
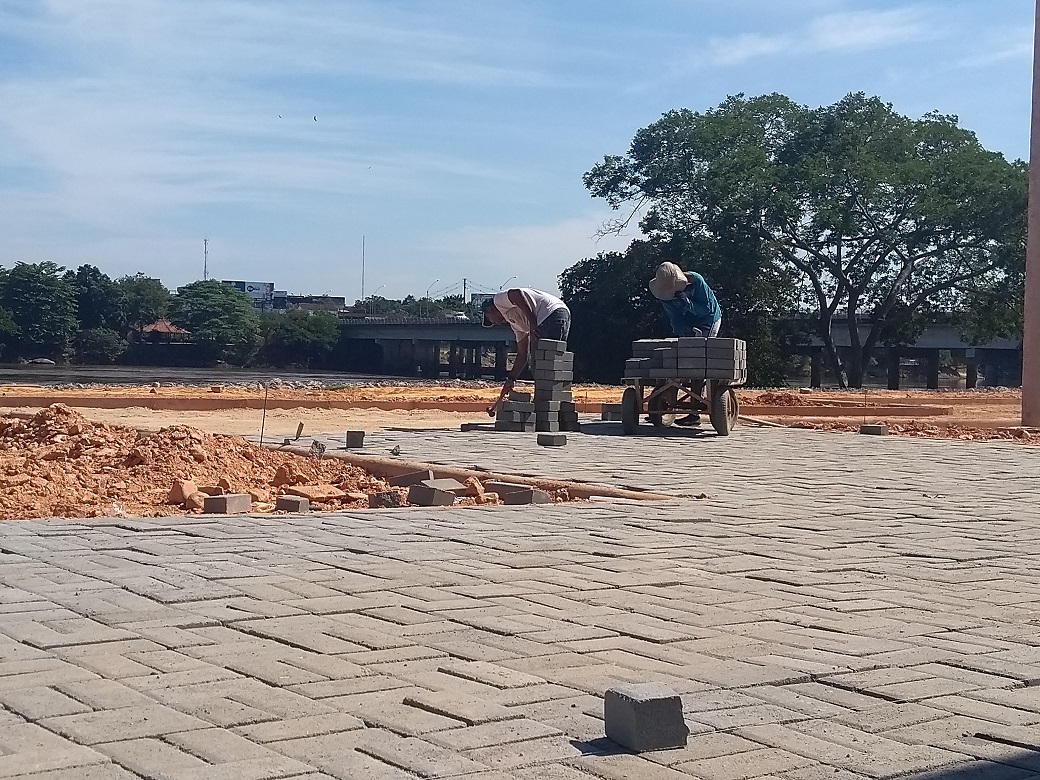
[224,280,275,309]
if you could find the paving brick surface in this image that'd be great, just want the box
[3,425,1040,777]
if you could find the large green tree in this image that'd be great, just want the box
[259,310,340,368]
[584,92,1027,387]
[1,262,78,360]
[0,269,16,359]
[171,280,260,364]
[116,273,172,334]
[66,265,126,332]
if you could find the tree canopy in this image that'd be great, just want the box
[259,310,340,368]
[584,92,1027,387]
[171,280,260,364]
[117,273,172,333]
[0,262,78,360]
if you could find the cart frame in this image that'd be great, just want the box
[620,377,741,436]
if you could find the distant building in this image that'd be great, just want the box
[141,318,190,342]
[284,295,346,312]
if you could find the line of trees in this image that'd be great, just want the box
[0,264,477,370]
[569,91,1026,387]
[0,265,342,368]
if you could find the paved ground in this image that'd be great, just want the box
[3,422,1040,779]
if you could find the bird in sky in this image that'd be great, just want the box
[313,115,317,122]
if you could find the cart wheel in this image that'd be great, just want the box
[709,385,739,436]
[648,386,678,427]
[621,386,640,435]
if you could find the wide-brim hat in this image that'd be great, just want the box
[649,262,688,300]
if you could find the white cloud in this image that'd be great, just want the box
[701,5,936,67]
[705,33,791,66]
[809,8,934,52]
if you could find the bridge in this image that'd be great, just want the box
[806,322,1022,388]
[338,317,516,378]
[339,316,1024,387]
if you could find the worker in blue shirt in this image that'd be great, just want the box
[649,262,722,338]
[648,262,723,425]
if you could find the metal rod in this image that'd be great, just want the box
[259,384,269,446]
[1023,0,1040,425]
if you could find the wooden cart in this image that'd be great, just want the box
[620,377,741,436]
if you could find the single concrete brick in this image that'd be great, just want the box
[420,478,469,495]
[535,421,561,433]
[343,430,365,448]
[407,484,456,506]
[389,469,435,487]
[369,490,403,508]
[537,434,567,447]
[507,390,532,402]
[203,493,252,514]
[483,481,529,495]
[535,339,567,353]
[534,400,562,412]
[860,423,889,436]
[501,488,552,505]
[275,495,310,513]
[604,683,689,752]
[500,401,535,413]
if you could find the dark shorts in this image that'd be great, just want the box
[537,308,570,343]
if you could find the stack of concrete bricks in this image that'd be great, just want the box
[625,337,747,382]
[532,339,579,432]
[494,391,535,432]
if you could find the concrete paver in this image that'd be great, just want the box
[2,424,1040,777]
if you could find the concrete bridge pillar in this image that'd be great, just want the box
[887,348,901,390]
[495,344,508,379]
[926,350,940,390]
[448,343,460,378]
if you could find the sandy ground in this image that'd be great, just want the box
[2,405,485,437]
[0,383,1030,438]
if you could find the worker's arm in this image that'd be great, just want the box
[506,289,538,338]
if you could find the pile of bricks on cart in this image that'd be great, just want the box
[624,337,747,381]
[492,339,578,447]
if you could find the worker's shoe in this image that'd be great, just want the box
[675,414,701,427]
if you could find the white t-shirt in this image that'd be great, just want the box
[492,288,566,337]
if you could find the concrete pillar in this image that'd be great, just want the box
[449,343,460,378]
[966,361,979,390]
[495,344,508,379]
[1023,0,1040,423]
[809,349,823,388]
[405,339,418,376]
[926,351,940,390]
[887,348,900,390]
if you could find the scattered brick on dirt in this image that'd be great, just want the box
[0,404,582,519]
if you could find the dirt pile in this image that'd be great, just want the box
[749,391,825,407]
[0,405,573,520]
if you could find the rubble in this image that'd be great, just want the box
[0,404,580,520]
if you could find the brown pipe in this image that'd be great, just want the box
[271,444,674,502]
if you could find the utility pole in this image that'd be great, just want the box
[1024,0,1040,425]
[361,236,366,300]
[463,277,467,303]
[203,238,208,281]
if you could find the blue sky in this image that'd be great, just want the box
[0,0,1032,302]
